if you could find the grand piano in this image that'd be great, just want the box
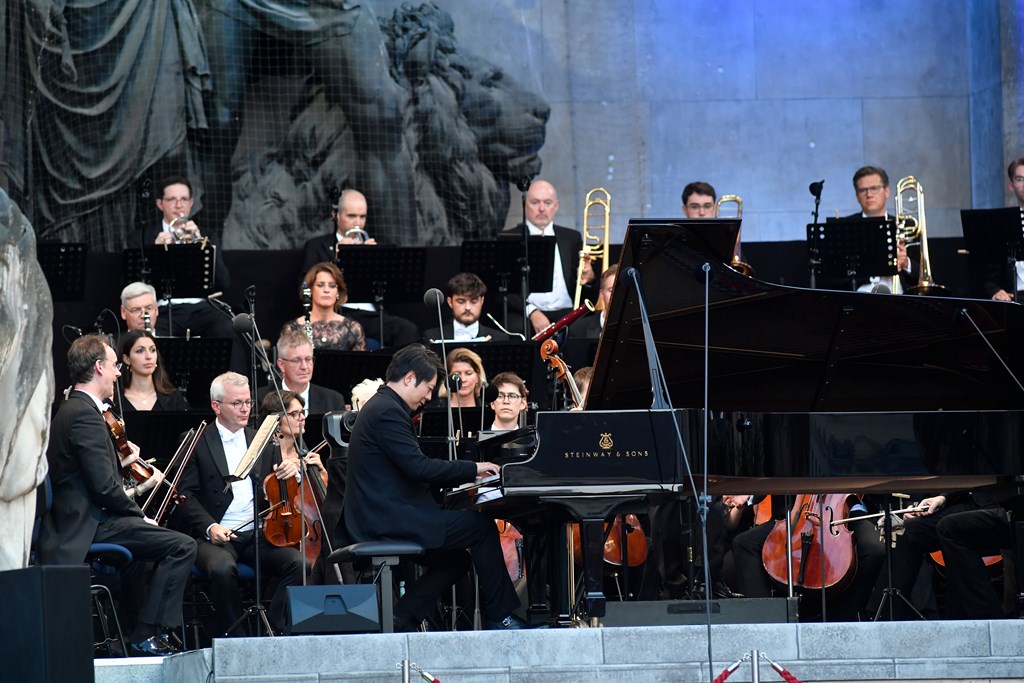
[450,218,1024,623]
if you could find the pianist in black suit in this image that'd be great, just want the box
[342,344,525,630]
[423,272,510,343]
[824,166,915,293]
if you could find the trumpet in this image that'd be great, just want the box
[169,214,201,244]
[574,188,611,309]
[894,175,946,295]
[333,227,372,259]
[716,194,755,277]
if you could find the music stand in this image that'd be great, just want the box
[807,219,898,290]
[36,242,88,301]
[310,350,394,400]
[124,243,219,333]
[332,246,427,337]
[416,408,482,460]
[873,496,927,621]
[462,238,556,328]
[960,207,1024,297]
[154,337,231,407]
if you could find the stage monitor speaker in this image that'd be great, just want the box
[0,565,92,683]
[602,597,798,627]
[286,584,380,634]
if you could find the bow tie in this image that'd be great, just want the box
[99,402,111,412]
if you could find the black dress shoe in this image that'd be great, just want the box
[128,635,178,657]
[484,614,529,630]
[712,581,744,599]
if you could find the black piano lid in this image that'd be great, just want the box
[588,219,1024,413]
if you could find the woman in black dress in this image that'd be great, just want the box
[119,330,190,411]
[284,261,367,351]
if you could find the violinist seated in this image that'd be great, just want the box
[258,390,333,582]
[256,330,346,416]
[868,488,1006,620]
[423,272,511,343]
[119,330,190,411]
[39,335,196,656]
[134,176,250,376]
[731,493,884,621]
[283,262,366,351]
[176,372,308,636]
[501,180,595,335]
[935,492,1024,619]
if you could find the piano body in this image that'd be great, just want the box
[450,218,1024,623]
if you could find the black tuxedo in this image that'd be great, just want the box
[40,390,195,630]
[177,423,305,633]
[256,381,346,415]
[343,385,519,625]
[423,321,510,343]
[302,232,339,275]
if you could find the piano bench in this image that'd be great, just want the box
[327,541,425,633]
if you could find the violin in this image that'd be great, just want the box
[102,409,154,484]
[761,493,856,591]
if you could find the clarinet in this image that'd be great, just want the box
[301,282,314,344]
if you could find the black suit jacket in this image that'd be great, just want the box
[423,321,510,343]
[40,391,144,564]
[176,423,279,537]
[302,232,338,276]
[343,386,477,548]
[137,220,231,291]
[256,382,347,415]
[500,223,588,311]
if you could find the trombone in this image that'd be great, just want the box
[574,188,611,309]
[716,194,755,277]
[894,175,945,295]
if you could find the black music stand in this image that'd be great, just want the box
[124,244,219,333]
[808,219,898,290]
[154,337,231,407]
[36,242,88,301]
[120,410,214,469]
[416,408,483,460]
[333,246,427,337]
[960,207,1024,297]
[462,238,556,328]
[309,350,394,400]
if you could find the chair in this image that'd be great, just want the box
[184,562,257,647]
[86,543,134,657]
[327,541,424,633]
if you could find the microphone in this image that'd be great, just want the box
[232,312,254,335]
[62,324,83,339]
[92,313,106,333]
[447,373,462,392]
[423,288,445,307]
[869,283,892,294]
[809,179,825,198]
[516,176,534,192]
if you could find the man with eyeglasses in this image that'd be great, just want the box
[176,372,308,635]
[488,372,529,430]
[834,166,914,293]
[982,157,1024,301]
[120,281,161,334]
[256,330,345,416]
[133,176,249,375]
[681,181,718,218]
[40,335,197,655]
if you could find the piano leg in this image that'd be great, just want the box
[579,518,608,624]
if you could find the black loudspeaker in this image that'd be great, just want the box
[0,565,92,682]
[285,584,380,634]
[602,597,799,627]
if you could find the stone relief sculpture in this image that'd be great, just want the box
[0,189,54,570]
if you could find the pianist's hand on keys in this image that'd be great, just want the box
[476,461,500,480]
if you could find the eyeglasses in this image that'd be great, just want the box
[856,184,886,196]
[1013,176,1024,184]
[218,399,253,409]
[99,359,123,372]
[285,410,305,419]
[280,356,315,366]
[496,393,523,402]
[162,196,192,204]
[126,305,156,316]
[686,202,715,212]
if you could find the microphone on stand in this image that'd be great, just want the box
[809,179,825,198]
[232,313,255,335]
[424,288,458,460]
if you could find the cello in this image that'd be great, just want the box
[761,493,857,592]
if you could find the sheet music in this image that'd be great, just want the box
[228,414,279,481]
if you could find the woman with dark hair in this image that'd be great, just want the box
[258,390,328,488]
[119,330,190,411]
[284,261,366,351]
